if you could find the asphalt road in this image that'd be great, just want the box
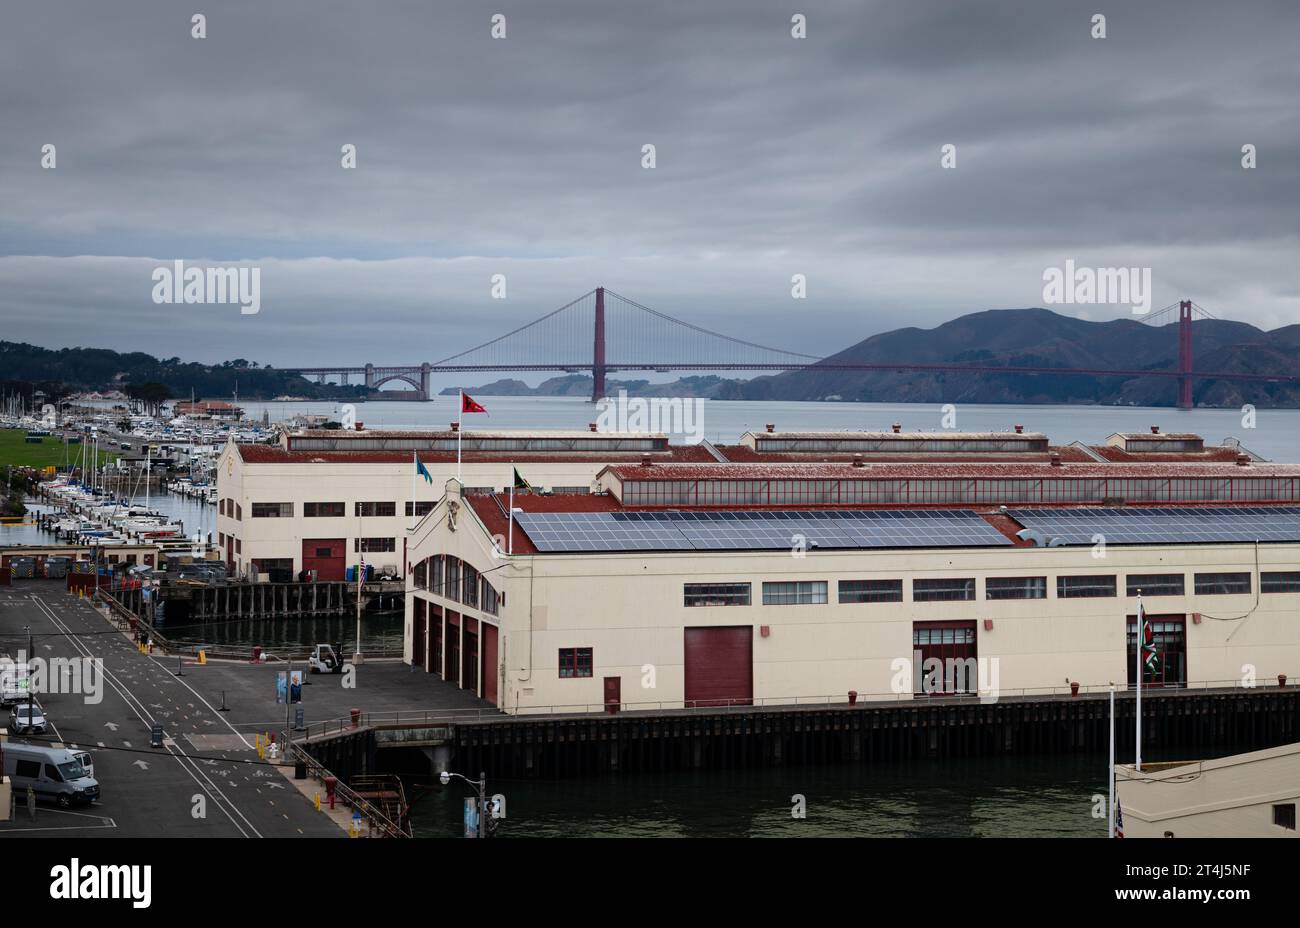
[0,583,344,838]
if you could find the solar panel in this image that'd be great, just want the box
[1007,507,1300,546]
[514,509,1013,553]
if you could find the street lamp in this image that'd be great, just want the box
[440,769,488,838]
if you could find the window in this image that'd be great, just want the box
[354,537,395,553]
[15,759,39,778]
[462,563,480,608]
[1127,574,1185,597]
[253,558,293,573]
[405,501,435,517]
[235,504,242,520]
[1057,575,1117,598]
[235,539,241,554]
[1275,804,1297,830]
[414,560,427,589]
[762,581,828,605]
[559,647,593,679]
[219,499,226,516]
[251,502,293,518]
[1194,572,1251,596]
[305,502,345,518]
[985,576,1047,600]
[1262,572,1300,594]
[44,763,63,783]
[913,578,976,602]
[481,580,499,616]
[314,546,332,557]
[684,583,752,607]
[355,501,396,518]
[839,579,904,603]
[1126,615,1187,687]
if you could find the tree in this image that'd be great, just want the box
[125,382,172,417]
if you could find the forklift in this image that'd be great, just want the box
[308,643,345,674]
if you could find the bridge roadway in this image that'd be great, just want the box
[0,582,485,838]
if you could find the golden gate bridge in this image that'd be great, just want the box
[281,289,1293,408]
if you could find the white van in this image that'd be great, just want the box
[3,743,100,808]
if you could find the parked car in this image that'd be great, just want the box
[9,702,47,734]
[3,743,99,808]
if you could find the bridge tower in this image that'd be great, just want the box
[592,286,607,402]
[420,363,432,402]
[364,363,375,391]
[1178,300,1193,410]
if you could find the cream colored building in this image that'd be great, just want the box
[215,428,713,579]
[406,455,1300,714]
[1116,743,1300,837]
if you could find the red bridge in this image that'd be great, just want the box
[283,290,1292,408]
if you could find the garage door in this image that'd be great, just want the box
[684,626,753,708]
[302,539,346,581]
[482,623,499,706]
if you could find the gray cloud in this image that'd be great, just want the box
[1,0,1297,379]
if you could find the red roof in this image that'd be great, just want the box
[236,444,717,465]
[600,461,1300,481]
[717,444,1099,464]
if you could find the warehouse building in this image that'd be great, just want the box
[215,426,714,580]
[403,431,1300,713]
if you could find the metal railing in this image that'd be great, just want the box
[296,675,1294,737]
[287,741,411,838]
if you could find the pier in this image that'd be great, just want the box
[297,684,1299,782]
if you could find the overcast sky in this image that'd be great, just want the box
[1,0,1297,387]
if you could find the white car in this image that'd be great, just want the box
[9,703,47,735]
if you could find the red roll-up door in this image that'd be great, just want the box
[302,539,346,581]
[412,599,426,668]
[684,626,753,708]
[482,623,499,706]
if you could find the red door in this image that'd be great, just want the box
[412,599,426,668]
[912,621,978,695]
[462,617,479,695]
[482,623,499,706]
[684,627,753,708]
[302,539,346,581]
[604,676,621,714]
[430,605,443,676]
[446,611,460,686]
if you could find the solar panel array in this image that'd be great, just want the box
[514,509,1014,553]
[1007,506,1300,546]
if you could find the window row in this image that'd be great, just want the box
[413,554,500,616]
[681,571,1291,606]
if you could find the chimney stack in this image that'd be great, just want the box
[1236,453,1251,466]
[1049,451,1062,467]
[450,422,459,432]
[1014,424,1024,434]
[852,454,864,468]
[765,423,775,433]
[891,423,902,434]
[1150,425,1161,434]
[641,453,653,467]
[588,422,598,433]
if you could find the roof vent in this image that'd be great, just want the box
[450,422,459,432]
[852,454,864,468]
[1016,528,1047,546]
[765,423,775,433]
[1049,451,1062,467]
[354,422,364,431]
[891,423,902,433]
[1150,425,1160,434]
[1014,424,1024,434]
[641,453,653,467]
[588,422,598,433]
[1236,453,1251,466]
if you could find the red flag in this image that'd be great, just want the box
[461,393,487,414]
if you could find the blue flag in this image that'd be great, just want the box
[416,456,433,484]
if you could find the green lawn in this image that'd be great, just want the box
[0,429,120,471]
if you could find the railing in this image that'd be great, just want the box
[297,676,1294,738]
[286,741,411,838]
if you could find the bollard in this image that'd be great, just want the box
[315,792,321,811]
[324,776,338,810]
[350,708,361,729]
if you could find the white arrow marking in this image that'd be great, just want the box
[132,760,149,771]
[104,722,119,731]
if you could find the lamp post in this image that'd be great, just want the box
[440,769,488,838]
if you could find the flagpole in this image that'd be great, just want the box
[1135,591,1143,771]
[1108,685,1116,838]
[457,389,463,484]
[508,474,514,555]
[411,451,417,532]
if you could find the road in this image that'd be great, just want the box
[0,583,342,838]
